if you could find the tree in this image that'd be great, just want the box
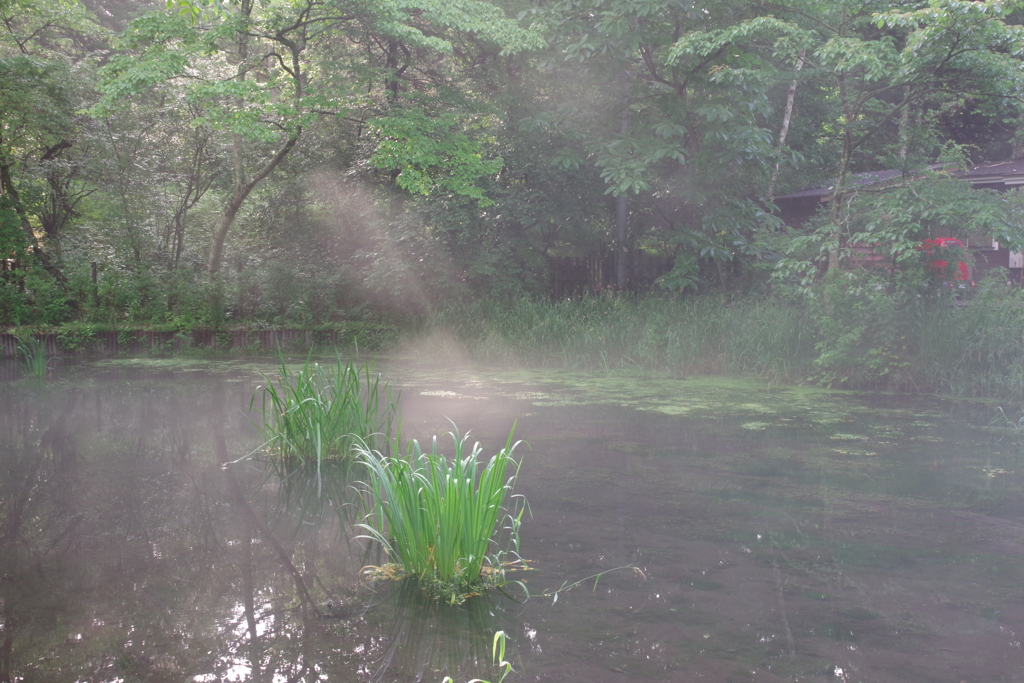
[770,0,1024,270]
[94,0,541,290]
[523,0,801,288]
[0,0,106,321]
[0,55,74,271]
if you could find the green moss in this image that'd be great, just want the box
[800,590,832,601]
[830,542,930,569]
[687,577,725,591]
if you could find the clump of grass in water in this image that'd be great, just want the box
[356,425,529,604]
[17,336,51,379]
[251,355,400,464]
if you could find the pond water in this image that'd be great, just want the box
[2,358,1023,683]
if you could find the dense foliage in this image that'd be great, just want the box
[5,0,1024,393]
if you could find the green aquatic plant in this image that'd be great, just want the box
[251,355,400,463]
[16,336,51,378]
[356,425,528,603]
[442,631,512,683]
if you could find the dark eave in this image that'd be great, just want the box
[776,169,911,200]
[960,159,1024,187]
[777,158,1024,201]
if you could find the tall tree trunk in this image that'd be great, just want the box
[768,51,805,200]
[0,162,68,286]
[206,1,301,281]
[828,71,855,273]
[715,256,728,288]
[898,85,911,162]
[615,103,631,290]
[0,162,39,252]
[207,134,299,280]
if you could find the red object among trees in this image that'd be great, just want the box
[920,238,970,283]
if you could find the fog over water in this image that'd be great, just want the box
[1,358,1023,682]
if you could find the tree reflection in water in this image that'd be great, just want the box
[363,580,518,683]
[0,376,519,682]
[1,389,84,683]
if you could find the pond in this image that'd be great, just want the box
[1,358,1023,683]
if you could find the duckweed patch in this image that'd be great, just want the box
[830,542,930,569]
[829,433,871,441]
[418,389,492,401]
[736,403,777,413]
[687,577,725,591]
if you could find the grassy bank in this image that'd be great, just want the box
[0,319,405,359]
[428,293,817,383]
[9,286,1024,401]
[425,287,1024,400]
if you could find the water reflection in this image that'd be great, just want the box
[364,581,518,682]
[2,364,1024,681]
[1,388,84,683]
[0,374,523,683]
[261,459,363,534]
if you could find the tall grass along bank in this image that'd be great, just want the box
[429,293,816,383]
[425,287,1024,400]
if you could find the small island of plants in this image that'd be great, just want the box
[251,356,528,603]
[356,427,528,604]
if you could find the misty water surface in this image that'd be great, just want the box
[1,358,1023,683]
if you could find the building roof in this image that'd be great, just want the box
[959,158,1024,187]
[776,158,1024,201]
[777,169,910,199]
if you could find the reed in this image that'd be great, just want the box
[16,336,50,379]
[356,425,527,603]
[251,355,400,463]
[914,279,1024,397]
[432,285,1024,398]
[430,293,817,380]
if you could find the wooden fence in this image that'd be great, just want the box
[0,328,343,359]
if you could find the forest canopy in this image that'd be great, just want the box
[3,0,1024,328]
